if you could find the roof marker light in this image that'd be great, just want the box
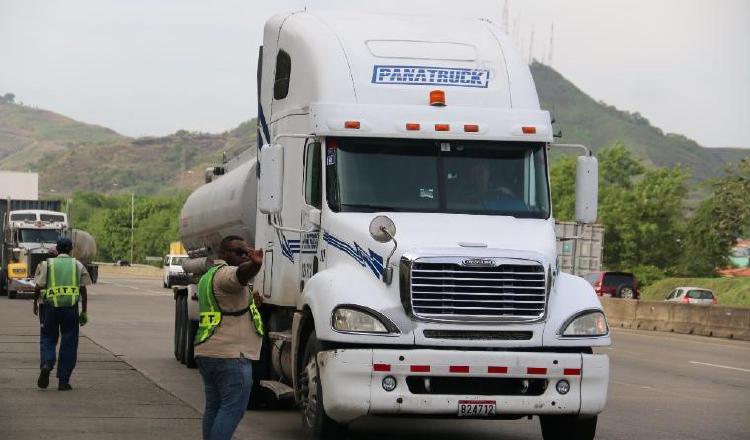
[435,123,450,132]
[522,126,537,134]
[406,122,421,131]
[344,120,360,129]
[464,124,479,133]
[430,90,446,106]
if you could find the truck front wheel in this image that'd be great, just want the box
[540,415,597,440]
[299,331,347,440]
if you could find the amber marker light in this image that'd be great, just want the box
[344,120,361,129]
[429,90,446,106]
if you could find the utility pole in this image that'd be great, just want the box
[130,192,134,263]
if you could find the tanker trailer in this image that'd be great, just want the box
[172,158,259,369]
[71,229,98,283]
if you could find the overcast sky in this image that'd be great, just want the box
[0,0,748,149]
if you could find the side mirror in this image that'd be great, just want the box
[575,155,598,224]
[258,144,284,214]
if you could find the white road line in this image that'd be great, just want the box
[689,361,750,373]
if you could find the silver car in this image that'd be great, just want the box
[665,287,717,305]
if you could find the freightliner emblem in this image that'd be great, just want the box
[461,258,497,267]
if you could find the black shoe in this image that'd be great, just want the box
[37,367,51,389]
[58,382,72,391]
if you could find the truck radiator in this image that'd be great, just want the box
[407,259,547,322]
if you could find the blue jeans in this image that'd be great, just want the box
[197,356,253,440]
[39,304,79,383]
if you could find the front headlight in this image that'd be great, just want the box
[560,310,608,337]
[332,307,389,333]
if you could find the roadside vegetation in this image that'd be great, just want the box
[67,192,188,263]
[551,147,750,301]
[642,277,750,308]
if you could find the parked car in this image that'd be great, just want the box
[163,254,187,288]
[665,287,718,305]
[583,271,640,299]
[114,259,130,267]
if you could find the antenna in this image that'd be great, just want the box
[548,22,555,65]
[528,25,535,64]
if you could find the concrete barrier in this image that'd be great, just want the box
[600,297,750,341]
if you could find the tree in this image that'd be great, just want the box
[549,143,689,279]
[679,158,750,275]
[1,93,15,104]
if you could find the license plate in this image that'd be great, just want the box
[458,400,496,417]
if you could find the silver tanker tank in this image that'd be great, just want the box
[179,158,257,258]
[71,229,97,264]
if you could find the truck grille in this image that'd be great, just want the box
[407,258,547,322]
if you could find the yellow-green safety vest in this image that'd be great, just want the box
[194,264,264,346]
[45,256,80,308]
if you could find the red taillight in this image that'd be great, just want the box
[712,297,718,305]
[682,296,690,304]
[373,363,391,372]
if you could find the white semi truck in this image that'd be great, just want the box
[1,199,68,298]
[174,10,609,440]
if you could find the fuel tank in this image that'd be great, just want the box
[179,159,257,258]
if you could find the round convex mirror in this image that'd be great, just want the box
[369,215,396,243]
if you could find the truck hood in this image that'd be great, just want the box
[324,212,557,267]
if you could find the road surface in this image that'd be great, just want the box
[5,275,750,439]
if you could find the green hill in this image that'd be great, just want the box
[0,102,256,195]
[531,62,747,181]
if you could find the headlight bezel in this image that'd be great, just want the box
[331,304,401,336]
[558,309,609,338]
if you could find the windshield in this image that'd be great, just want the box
[20,229,61,244]
[326,137,550,218]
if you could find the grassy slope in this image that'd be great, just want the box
[531,63,748,182]
[0,102,257,195]
[642,277,750,308]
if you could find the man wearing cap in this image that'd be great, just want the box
[33,237,92,391]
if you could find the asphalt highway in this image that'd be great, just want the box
[54,276,750,439]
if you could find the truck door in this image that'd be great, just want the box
[300,140,322,291]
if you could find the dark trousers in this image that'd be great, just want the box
[197,357,253,440]
[39,304,79,384]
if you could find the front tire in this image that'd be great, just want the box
[299,331,348,440]
[540,415,597,440]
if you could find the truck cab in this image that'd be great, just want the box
[2,209,67,298]
[178,10,608,440]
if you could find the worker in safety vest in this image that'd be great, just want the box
[33,238,92,391]
[194,235,263,440]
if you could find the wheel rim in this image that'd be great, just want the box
[300,356,320,429]
[622,288,634,299]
